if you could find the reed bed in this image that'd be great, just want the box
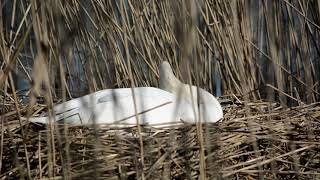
[1,0,320,179]
[1,0,319,102]
[1,96,320,179]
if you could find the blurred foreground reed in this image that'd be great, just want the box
[1,0,320,179]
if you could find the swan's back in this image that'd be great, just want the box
[93,87,183,125]
[30,87,188,126]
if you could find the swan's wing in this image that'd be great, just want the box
[33,87,185,126]
[97,92,131,104]
[52,96,96,115]
[52,89,130,114]
[53,88,173,113]
[91,89,182,126]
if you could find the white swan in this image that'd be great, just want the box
[28,61,223,127]
[29,87,200,127]
[159,61,223,122]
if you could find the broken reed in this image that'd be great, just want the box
[0,0,320,179]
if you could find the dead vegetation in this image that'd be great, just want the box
[1,96,320,179]
[1,0,320,179]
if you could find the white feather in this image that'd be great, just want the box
[30,87,196,127]
[159,61,223,122]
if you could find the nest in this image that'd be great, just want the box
[1,96,320,179]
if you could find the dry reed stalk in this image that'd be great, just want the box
[1,0,320,179]
[2,0,319,100]
[1,97,320,179]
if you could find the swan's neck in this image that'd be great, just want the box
[159,69,181,92]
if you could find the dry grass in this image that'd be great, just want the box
[1,96,320,179]
[1,0,320,179]
[1,0,319,101]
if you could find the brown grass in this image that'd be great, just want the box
[1,96,320,179]
[1,0,320,179]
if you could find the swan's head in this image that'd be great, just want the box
[199,94,223,122]
[159,61,181,92]
[180,88,223,123]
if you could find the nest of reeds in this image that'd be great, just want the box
[1,95,320,179]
